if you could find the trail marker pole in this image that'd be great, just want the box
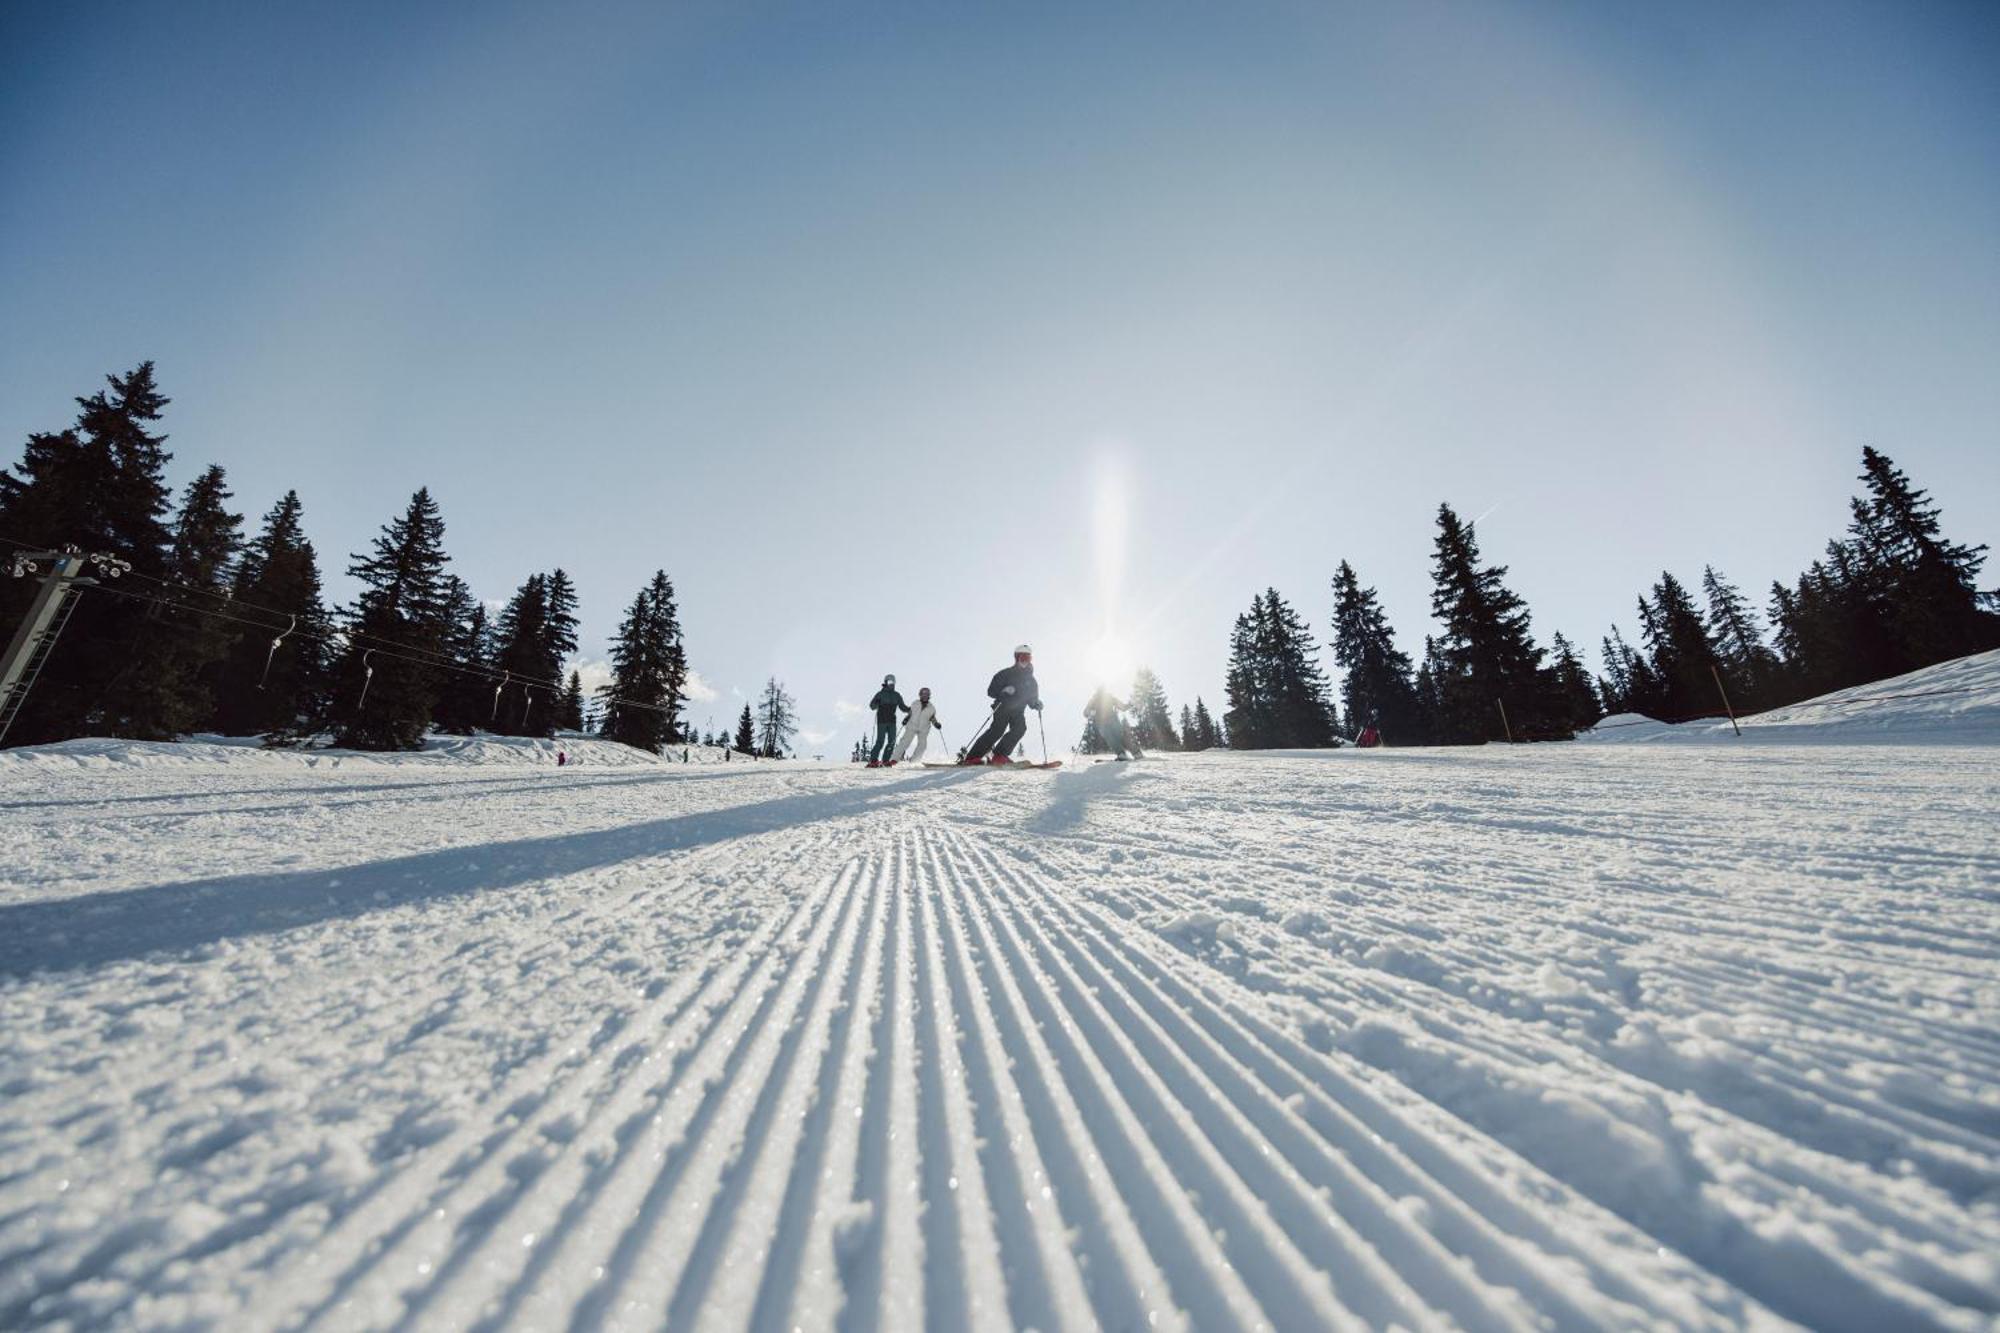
[1496,698,1514,743]
[1711,664,1742,737]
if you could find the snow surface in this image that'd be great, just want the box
[1581,647,2000,745]
[2,720,1997,1329]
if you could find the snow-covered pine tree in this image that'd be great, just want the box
[1331,560,1422,744]
[1129,668,1179,750]
[335,488,455,751]
[1427,504,1562,741]
[0,363,176,745]
[756,677,797,757]
[212,490,333,741]
[735,703,756,755]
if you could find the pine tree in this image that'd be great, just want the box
[1190,697,1219,750]
[600,571,687,753]
[757,677,797,757]
[1129,668,1180,750]
[734,703,756,755]
[432,581,493,736]
[1223,606,1265,748]
[1223,590,1338,748]
[1178,704,1196,750]
[492,573,550,735]
[556,670,585,732]
[1331,560,1422,744]
[1547,632,1602,732]
[211,490,332,740]
[1634,571,1719,718]
[335,488,454,750]
[1702,566,1779,711]
[1427,505,1563,741]
[120,465,244,738]
[1851,447,1998,667]
[0,364,176,745]
[1597,625,1638,714]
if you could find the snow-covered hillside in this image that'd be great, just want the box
[0,732,754,776]
[2,733,1996,1329]
[1582,647,2000,744]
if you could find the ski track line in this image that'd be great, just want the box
[992,839,1736,1329]
[533,855,870,1332]
[663,848,884,1331]
[918,830,1200,1333]
[0,850,777,1325]
[910,833,1079,1332]
[1029,842,1979,1329]
[308,856,861,1331]
[835,836,921,1332]
[747,833,899,1333]
[929,834,1378,1333]
[275,849,843,1330]
[953,834,1561,1333]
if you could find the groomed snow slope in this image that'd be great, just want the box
[1581,646,2000,744]
[2,738,1996,1330]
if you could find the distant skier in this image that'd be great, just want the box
[1356,724,1381,748]
[1089,691,1144,761]
[893,686,943,763]
[867,674,910,767]
[961,645,1042,765]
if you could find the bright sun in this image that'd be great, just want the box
[1085,633,1135,689]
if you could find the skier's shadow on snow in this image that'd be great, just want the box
[0,769,981,979]
[1026,761,1153,835]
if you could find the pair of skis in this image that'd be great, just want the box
[919,760,1064,770]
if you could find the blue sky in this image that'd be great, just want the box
[4,1,1997,750]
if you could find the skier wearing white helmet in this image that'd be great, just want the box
[893,685,943,763]
[960,645,1042,765]
[866,674,910,767]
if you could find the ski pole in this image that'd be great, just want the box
[1037,707,1048,765]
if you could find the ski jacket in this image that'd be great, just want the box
[906,700,942,731]
[986,664,1039,712]
[869,687,909,720]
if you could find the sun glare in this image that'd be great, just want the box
[1085,633,1135,689]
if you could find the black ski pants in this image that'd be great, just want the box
[869,716,898,763]
[966,706,1028,761]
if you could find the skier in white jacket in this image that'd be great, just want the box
[893,686,944,763]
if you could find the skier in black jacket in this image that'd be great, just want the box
[961,645,1042,764]
[867,675,910,767]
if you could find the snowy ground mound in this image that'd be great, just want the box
[2,738,1995,1329]
[0,732,752,775]
[1580,646,2000,744]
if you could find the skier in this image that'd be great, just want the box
[1089,691,1144,761]
[867,674,910,767]
[893,686,943,763]
[961,645,1043,765]
[1356,724,1382,748]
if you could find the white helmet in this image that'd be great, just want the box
[1014,643,1032,657]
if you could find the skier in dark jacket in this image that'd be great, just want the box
[867,675,910,767]
[1089,691,1143,761]
[961,645,1042,764]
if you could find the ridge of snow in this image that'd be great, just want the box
[1578,647,2000,744]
